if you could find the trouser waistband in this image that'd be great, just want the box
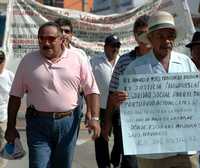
[26,105,73,119]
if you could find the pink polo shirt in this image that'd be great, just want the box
[10,48,99,112]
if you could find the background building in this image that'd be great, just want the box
[93,0,149,14]
[36,0,93,12]
[0,0,7,47]
[92,0,200,30]
[188,0,200,30]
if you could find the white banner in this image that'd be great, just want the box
[2,0,194,72]
[120,73,200,155]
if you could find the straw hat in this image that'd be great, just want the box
[139,11,176,44]
[185,31,200,48]
[148,11,176,34]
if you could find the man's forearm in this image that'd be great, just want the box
[86,93,100,118]
[105,90,128,122]
[7,95,21,129]
[105,93,115,123]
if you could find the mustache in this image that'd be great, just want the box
[42,46,51,50]
[160,44,173,49]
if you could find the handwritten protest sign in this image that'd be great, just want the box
[120,73,200,155]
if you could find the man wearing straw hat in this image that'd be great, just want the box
[125,11,199,168]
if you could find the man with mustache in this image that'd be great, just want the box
[5,22,100,168]
[125,11,199,168]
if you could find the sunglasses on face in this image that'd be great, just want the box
[38,36,60,43]
[61,29,72,34]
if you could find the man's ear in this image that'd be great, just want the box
[60,36,66,49]
[60,36,65,43]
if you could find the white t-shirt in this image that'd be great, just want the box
[0,69,14,122]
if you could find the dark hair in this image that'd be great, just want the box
[0,50,5,61]
[54,18,73,32]
[38,22,62,36]
[133,15,149,34]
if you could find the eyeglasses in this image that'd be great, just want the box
[38,36,60,43]
[61,29,72,34]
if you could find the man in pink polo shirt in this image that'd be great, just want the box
[5,22,100,168]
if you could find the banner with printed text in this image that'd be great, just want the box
[2,0,195,72]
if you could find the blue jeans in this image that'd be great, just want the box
[25,109,79,168]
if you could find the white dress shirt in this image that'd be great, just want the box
[90,54,119,109]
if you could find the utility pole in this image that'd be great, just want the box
[82,0,87,12]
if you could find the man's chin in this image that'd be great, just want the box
[144,44,151,49]
[43,55,54,60]
[41,51,54,59]
[161,47,172,53]
[160,49,172,57]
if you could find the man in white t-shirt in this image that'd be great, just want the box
[0,50,14,167]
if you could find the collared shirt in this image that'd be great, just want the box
[69,44,92,71]
[69,44,89,60]
[0,69,14,121]
[124,50,198,159]
[90,54,119,109]
[125,50,198,74]
[10,48,99,112]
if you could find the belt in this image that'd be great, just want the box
[26,108,73,119]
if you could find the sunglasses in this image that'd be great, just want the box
[61,29,72,34]
[38,36,60,43]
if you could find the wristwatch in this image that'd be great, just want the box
[91,117,99,121]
